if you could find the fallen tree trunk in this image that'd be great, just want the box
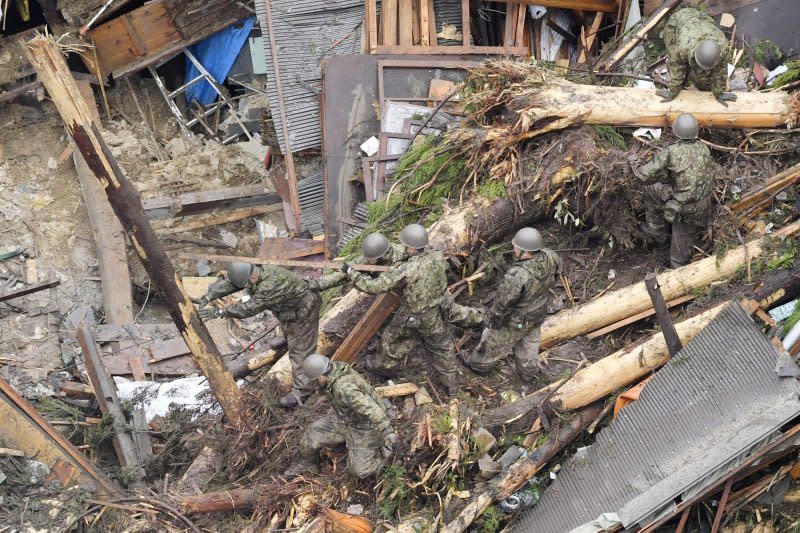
[753,265,800,309]
[482,302,727,430]
[469,62,798,142]
[25,36,243,422]
[540,219,800,348]
[441,403,603,533]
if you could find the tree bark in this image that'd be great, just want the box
[495,68,798,139]
[482,302,727,431]
[180,488,257,513]
[440,403,603,533]
[24,36,243,422]
[540,220,800,349]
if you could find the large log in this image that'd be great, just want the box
[470,62,798,142]
[180,488,257,514]
[482,302,727,430]
[540,220,800,349]
[25,36,243,422]
[440,403,603,533]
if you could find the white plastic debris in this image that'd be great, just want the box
[767,64,788,86]
[360,136,379,157]
[114,376,221,421]
[528,5,547,19]
[635,80,655,90]
[632,128,661,141]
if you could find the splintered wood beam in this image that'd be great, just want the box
[331,293,399,363]
[598,0,682,71]
[142,185,281,220]
[76,323,145,486]
[0,376,119,494]
[731,161,800,217]
[25,35,244,422]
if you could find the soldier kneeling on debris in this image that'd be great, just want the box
[655,5,736,106]
[461,227,561,382]
[284,354,398,479]
[632,113,717,268]
[196,262,345,408]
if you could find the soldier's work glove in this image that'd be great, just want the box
[382,429,399,458]
[655,88,676,103]
[198,307,226,321]
[341,262,354,275]
[191,295,210,308]
[716,92,737,107]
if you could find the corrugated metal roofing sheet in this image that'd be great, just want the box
[516,301,800,533]
[298,171,324,236]
[254,0,364,154]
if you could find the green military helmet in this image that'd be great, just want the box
[672,113,699,140]
[303,353,331,380]
[694,39,721,71]
[399,223,428,250]
[228,262,253,289]
[362,232,391,260]
[511,227,542,252]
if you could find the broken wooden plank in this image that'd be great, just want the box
[154,204,283,235]
[383,0,399,45]
[73,78,134,325]
[258,237,327,260]
[179,252,390,273]
[0,447,25,457]
[26,35,244,422]
[578,11,604,63]
[76,322,145,486]
[375,382,419,397]
[58,381,95,399]
[143,185,282,220]
[731,161,800,217]
[331,293,400,364]
[644,273,683,356]
[0,279,60,303]
[0,376,118,494]
[598,0,682,71]
[586,294,694,338]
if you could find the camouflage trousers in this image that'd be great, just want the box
[374,305,458,391]
[446,300,485,328]
[299,413,384,478]
[462,322,542,381]
[643,184,713,268]
[280,292,322,396]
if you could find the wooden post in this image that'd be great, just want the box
[24,36,244,422]
[644,273,682,356]
[76,323,145,486]
[330,293,399,363]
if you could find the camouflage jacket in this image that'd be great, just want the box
[664,8,728,96]
[326,362,390,432]
[353,250,447,314]
[491,248,562,325]
[206,264,317,321]
[318,243,408,289]
[637,140,717,205]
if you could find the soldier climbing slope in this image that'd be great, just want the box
[655,6,736,105]
[461,227,561,382]
[344,224,462,396]
[284,354,398,479]
[196,262,345,408]
[632,113,718,268]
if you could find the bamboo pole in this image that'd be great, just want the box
[24,36,243,422]
[540,219,800,349]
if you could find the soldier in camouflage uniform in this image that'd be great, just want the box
[345,224,461,396]
[656,6,736,105]
[197,262,345,407]
[285,354,397,479]
[634,113,718,267]
[461,228,561,382]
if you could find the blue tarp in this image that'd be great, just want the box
[185,17,255,106]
